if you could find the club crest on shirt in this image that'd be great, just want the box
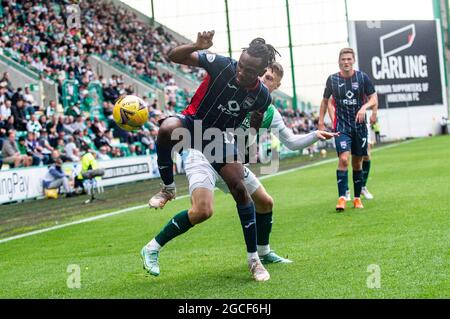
[242,96,255,109]
[206,53,216,63]
[352,82,359,90]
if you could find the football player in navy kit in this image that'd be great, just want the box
[142,31,278,281]
[318,48,378,211]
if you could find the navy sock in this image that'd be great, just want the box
[353,170,363,198]
[337,170,348,197]
[256,212,273,246]
[155,210,193,247]
[362,160,371,187]
[157,144,174,185]
[237,202,257,253]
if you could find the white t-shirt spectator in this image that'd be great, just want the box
[65,142,80,162]
[23,92,35,106]
[0,103,11,118]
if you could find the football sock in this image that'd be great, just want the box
[146,238,162,252]
[337,170,348,198]
[155,210,193,247]
[247,252,259,261]
[353,170,363,198]
[362,160,371,187]
[257,245,271,257]
[157,144,174,186]
[256,212,272,246]
[237,202,257,253]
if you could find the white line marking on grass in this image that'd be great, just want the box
[0,139,417,244]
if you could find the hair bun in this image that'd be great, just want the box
[249,38,266,46]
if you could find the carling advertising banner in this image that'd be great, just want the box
[353,20,444,109]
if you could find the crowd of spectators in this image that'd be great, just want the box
[0,0,322,171]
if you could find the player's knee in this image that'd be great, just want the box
[158,118,182,143]
[339,157,349,168]
[191,201,214,223]
[255,194,273,213]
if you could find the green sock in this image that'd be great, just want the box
[155,210,193,247]
[256,212,273,246]
[362,160,371,187]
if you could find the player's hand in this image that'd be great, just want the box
[355,107,366,123]
[315,130,338,140]
[195,31,215,50]
[370,113,377,125]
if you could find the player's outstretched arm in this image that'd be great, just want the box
[271,109,336,151]
[168,30,215,67]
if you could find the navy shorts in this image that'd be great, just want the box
[334,131,368,156]
[177,114,241,172]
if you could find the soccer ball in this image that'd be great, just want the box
[113,95,149,131]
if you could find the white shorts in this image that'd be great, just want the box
[182,149,262,196]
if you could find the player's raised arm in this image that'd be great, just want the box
[168,30,215,67]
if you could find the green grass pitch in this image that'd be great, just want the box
[1,136,449,298]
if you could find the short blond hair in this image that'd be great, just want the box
[339,48,355,59]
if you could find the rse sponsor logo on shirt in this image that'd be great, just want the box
[217,100,241,117]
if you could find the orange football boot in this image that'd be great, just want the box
[336,197,346,211]
[353,197,364,209]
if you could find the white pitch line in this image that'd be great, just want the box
[0,139,416,244]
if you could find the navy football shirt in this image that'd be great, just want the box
[323,70,375,134]
[182,52,272,131]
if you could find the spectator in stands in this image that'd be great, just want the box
[37,129,54,163]
[42,157,76,198]
[93,130,112,152]
[63,115,76,134]
[23,86,37,113]
[1,130,32,168]
[56,138,67,160]
[11,98,28,131]
[11,88,24,107]
[97,145,111,160]
[45,100,58,117]
[128,144,138,156]
[0,72,13,92]
[25,131,44,166]
[0,116,15,141]
[72,115,86,133]
[65,136,80,162]
[26,114,42,136]
[111,147,123,158]
[0,100,12,119]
